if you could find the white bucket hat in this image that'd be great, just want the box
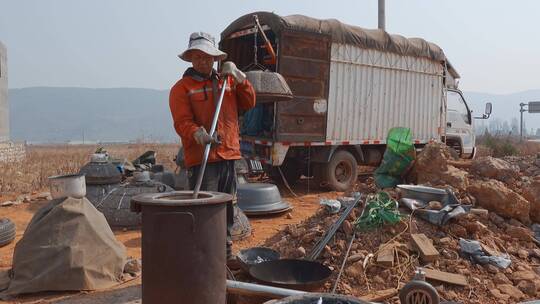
[178,32,227,62]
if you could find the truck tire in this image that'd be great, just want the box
[323,150,358,192]
[0,218,16,247]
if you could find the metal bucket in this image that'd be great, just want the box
[48,174,86,199]
[264,293,369,304]
[131,191,232,304]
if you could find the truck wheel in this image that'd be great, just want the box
[323,150,358,192]
[0,218,16,247]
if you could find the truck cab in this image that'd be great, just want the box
[445,89,492,158]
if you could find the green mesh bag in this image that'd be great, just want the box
[374,127,415,188]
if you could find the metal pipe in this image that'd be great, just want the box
[226,280,307,299]
[378,0,386,30]
[193,76,230,198]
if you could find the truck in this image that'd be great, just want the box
[220,12,491,191]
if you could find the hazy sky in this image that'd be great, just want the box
[1,0,540,94]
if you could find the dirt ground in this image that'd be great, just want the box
[0,179,336,303]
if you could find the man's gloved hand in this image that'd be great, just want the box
[193,127,219,146]
[221,61,246,84]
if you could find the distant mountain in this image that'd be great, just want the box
[8,87,540,143]
[9,87,177,143]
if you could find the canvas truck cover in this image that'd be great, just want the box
[222,12,460,78]
[1,197,126,297]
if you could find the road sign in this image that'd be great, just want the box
[529,101,540,113]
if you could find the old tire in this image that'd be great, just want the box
[323,150,358,192]
[0,218,16,247]
[399,280,440,304]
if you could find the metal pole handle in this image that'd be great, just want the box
[193,76,230,199]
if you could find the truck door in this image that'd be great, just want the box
[276,31,331,142]
[446,89,475,157]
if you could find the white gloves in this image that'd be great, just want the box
[221,61,246,84]
[193,127,218,146]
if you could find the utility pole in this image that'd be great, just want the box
[378,0,386,30]
[520,103,526,141]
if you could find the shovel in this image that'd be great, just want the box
[192,75,230,199]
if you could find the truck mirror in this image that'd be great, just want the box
[485,102,492,115]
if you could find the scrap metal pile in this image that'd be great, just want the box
[259,144,540,303]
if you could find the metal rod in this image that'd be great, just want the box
[307,194,363,260]
[192,76,230,198]
[332,230,356,294]
[226,280,306,299]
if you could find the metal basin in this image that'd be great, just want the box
[265,293,369,304]
[245,70,293,103]
[397,184,447,202]
[237,183,291,215]
[237,247,280,273]
[249,259,332,291]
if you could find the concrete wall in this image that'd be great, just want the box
[0,141,25,162]
[0,41,8,142]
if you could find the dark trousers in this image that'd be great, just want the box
[188,160,236,259]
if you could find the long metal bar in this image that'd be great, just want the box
[193,76,230,198]
[307,194,363,260]
[226,280,306,299]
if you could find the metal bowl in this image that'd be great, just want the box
[237,183,291,215]
[397,184,447,202]
[237,247,280,273]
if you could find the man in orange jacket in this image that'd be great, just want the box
[169,32,256,260]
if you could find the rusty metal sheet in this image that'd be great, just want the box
[285,78,325,98]
[276,30,331,142]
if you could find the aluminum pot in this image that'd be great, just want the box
[48,174,86,199]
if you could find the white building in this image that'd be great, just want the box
[0,41,8,142]
[0,41,26,162]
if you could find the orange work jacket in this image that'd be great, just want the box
[169,70,256,168]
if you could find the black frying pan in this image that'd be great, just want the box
[248,259,332,291]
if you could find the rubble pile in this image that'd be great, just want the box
[263,145,540,303]
[264,202,540,303]
[412,144,539,226]
[411,142,469,190]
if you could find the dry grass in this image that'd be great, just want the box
[517,140,540,155]
[0,143,179,197]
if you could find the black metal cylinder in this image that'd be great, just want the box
[131,191,232,304]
